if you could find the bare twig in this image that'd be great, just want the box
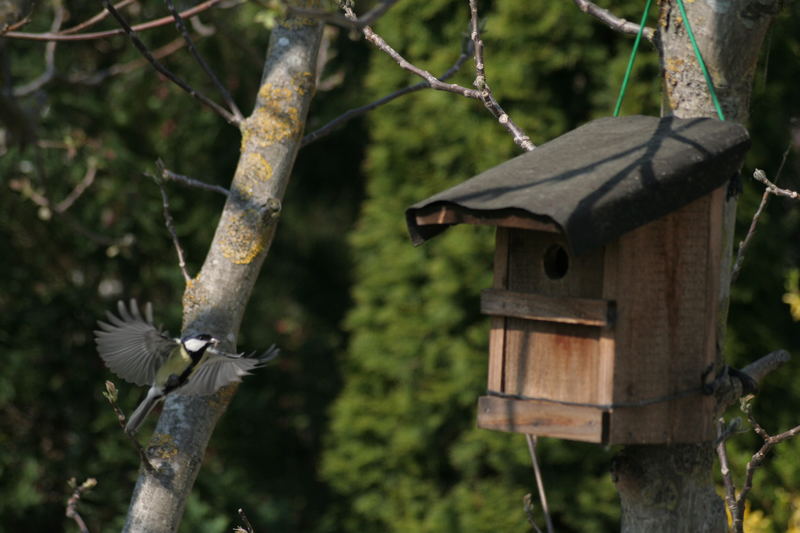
[713,350,794,533]
[340,1,535,152]
[13,2,65,97]
[8,160,98,214]
[740,349,791,384]
[235,508,255,533]
[68,36,191,86]
[286,0,399,29]
[156,159,230,196]
[55,160,98,213]
[100,0,239,126]
[102,381,156,473]
[302,42,473,147]
[753,168,799,200]
[732,143,793,283]
[715,418,738,525]
[523,493,544,533]
[525,435,554,533]
[65,477,97,533]
[733,407,800,531]
[572,0,655,41]
[344,5,478,97]
[60,0,136,35]
[165,0,243,122]
[468,0,534,152]
[5,0,225,41]
[151,174,192,282]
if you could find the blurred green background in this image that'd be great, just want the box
[0,1,798,531]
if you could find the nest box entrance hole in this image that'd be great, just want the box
[542,243,569,280]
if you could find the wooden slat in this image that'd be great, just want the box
[414,205,559,233]
[487,228,510,391]
[477,396,605,443]
[481,288,610,327]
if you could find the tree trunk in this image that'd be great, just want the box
[122,10,324,533]
[614,0,778,531]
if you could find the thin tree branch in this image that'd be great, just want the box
[340,1,535,152]
[740,349,791,385]
[55,159,97,213]
[151,173,192,282]
[100,0,240,126]
[67,36,191,86]
[302,42,473,147]
[13,2,65,97]
[753,167,800,200]
[732,142,793,283]
[714,350,793,533]
[65,477,97,533]
[525,435,554,533]
[522,493,544,533]
[165,0,243,122]
[286,0,399,29]
[157,159,231,196]
[102,381,156,473]
[343,5,478,98]
[4,0,224,41]
[715,418,738,525]
[60,0,136,35]
[468,0,534,152]
[235,508,255,533]
[572,0,655,41]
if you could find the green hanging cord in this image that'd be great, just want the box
[674,0,726,120]
[614,0,726,121]
[613,0,653,117]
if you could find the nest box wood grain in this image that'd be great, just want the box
[406,115,750,444]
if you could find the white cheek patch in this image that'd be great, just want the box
[183,338,208,353]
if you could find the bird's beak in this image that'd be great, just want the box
[210,337,221,346]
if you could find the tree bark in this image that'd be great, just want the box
[122,9,323,533]
[615,0,778,531]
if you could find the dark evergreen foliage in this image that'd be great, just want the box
[0,0,797,531]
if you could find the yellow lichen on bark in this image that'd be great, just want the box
[220,207,268,265]
[244,83,301,147]
[148,433,180,460]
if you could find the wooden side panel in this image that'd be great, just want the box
[607,188,723,443]
[477,396,605,443]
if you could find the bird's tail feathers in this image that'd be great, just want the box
[256,344,280,365]
[125,387,164,435]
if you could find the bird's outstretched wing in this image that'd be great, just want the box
[178,345,280,396]
[94,300,177,386]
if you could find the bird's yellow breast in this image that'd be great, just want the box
[155,347,193,387]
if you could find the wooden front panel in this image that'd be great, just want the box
[504,319,606,404]
[605,187,724,443]
[488,229,615,407]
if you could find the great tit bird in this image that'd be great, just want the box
[95,300,279,434]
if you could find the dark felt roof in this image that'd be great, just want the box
[406,115,750,255]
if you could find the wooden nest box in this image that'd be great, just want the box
[406,116,750,444]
